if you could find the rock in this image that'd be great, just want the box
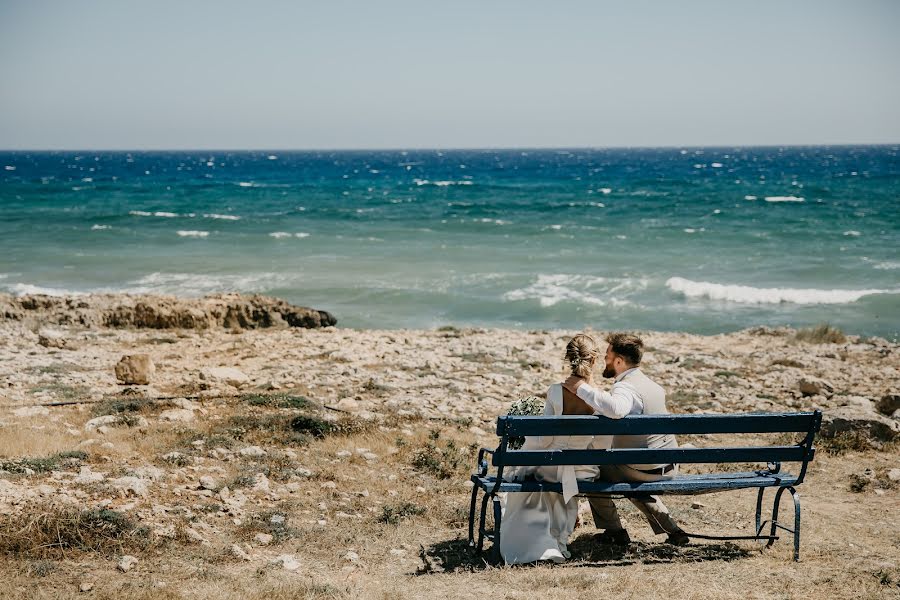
[798,377,835,398]
[253,533,273,545]
[158,408,195,423]
[74,466,105,484]
[84,415,122,431]
[252,473,270,493]
[109,476,149,497]
[38,329,71,349]
[691,501,706,509]
[336,397,359,411]
[335,450,352,459]
[115,354,155,385]
[230,544,251,561]
[343,551,360,562]
[117,555,138,572]
[876,394,900,417]
[821,407,900,442]
[389,548,406,557]
[362,452,378,461]
[200,367,249,389]
[171,398,198,411]
[13,406,49,417]
[199,476,218,490]
[79,582,94,593]
[271,554,300,571]
[130,465,164,480]
[183,527,207,544]
[887,469,900,482]
[239,445,267,457]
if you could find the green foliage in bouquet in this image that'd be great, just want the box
[506,395,545,450]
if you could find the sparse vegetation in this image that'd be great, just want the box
[793,324,847,344]
[0,504,148,558]
[0,450,87,474]
[377,502,426,525]
[241,393,314,410]
[411,432,475,479]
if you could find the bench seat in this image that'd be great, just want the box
[472,470,800,496]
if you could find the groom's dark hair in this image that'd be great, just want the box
[606,332,643,366]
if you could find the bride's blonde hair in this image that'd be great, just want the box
[565,333,599,378]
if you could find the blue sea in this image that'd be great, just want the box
[1,147,898,338]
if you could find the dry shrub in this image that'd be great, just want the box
[377,502,426,525]
[0,450,87,474]
[410,431,476,479]
[0,503,149,559]
[793,324,846,344]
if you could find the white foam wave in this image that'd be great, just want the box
[176,230,209,238]
[873,261,900,270]
[129,210,181,218]
[7,283,83,297]
[843,230,861,237]
[744,195,757,201]
[4,165,15,171]
[764,196,804,203]
[503,274,645,308]
[666,277,894,305]
[91,224,111,230]
[124,272,297,296]
[269,232,310,239]
[237,182,255,187]
[203,213,241,221]
[413,179,474,187]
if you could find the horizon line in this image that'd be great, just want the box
[1,142,899,153]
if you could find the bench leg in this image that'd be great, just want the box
[492,495,503,563]
[476,493,492,553]
[767,486,802,561]
[755,488,766,540]
[467,484,480,548]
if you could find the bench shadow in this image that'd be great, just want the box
[415,535,752,575]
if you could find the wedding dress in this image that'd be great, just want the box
[498,383,611,565]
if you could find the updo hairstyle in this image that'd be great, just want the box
[565,333,599,378]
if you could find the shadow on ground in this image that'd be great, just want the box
[416,534,753,574]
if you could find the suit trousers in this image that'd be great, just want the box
[587,464,682,535]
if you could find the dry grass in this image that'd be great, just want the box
[793,324,847,344]
[0,395,898,600]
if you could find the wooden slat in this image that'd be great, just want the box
[472,473,799,494]
[497,412,819,436]
[492,445,809,466]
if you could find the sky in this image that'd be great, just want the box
[1,0,898,150]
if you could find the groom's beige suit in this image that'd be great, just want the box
[576,368,682,535]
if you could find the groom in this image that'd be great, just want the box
[563,332,690,546]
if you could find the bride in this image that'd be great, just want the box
[499,333,639,565]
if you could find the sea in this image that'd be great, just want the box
[1,147,898,339]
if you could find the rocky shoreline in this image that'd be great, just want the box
[1,293,897,441]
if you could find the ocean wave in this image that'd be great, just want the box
[91,224,111,230]
[873,261,900,270]
[764,196,804,203]
[413,179,474,187]
[129,210,181,218]
[503,274,645,308]
[123,272,298,296]
[666,277,894,304]
[203,213,241,221]
[269,232,310,239]
[176,230,209,238]
[6,283,84,296]
[843,230,861,236]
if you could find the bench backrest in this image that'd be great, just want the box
[490,411,821,484]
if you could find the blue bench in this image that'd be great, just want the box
[468,410,821,561]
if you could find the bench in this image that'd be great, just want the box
[468,410,821,561]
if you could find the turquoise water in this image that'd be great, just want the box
[1,147,898,338]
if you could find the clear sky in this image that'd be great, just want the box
[1,0,898,149]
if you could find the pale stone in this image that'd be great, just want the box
[239,445,266,457]
[254,533,273,545]
[199,476,218,490]
[74,466,104,484]
[79,582,94,593]
[343,551,360,562]
[84,415,120,431]
[159,408,195,423]
[271,554,300,571]
[200,367,250,389]
[798,377,835,398]
[115,354,155,385]
[230,544,251,561]
[117,555,138,572]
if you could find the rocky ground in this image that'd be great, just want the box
[0,294,898,599]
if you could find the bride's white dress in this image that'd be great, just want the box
[498,383,611,565]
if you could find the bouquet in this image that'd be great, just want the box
[506,395,544,450]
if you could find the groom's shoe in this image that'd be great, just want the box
[665,530,691,546]
[594,528,631,546]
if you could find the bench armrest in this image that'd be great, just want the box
[475,448,495,477]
